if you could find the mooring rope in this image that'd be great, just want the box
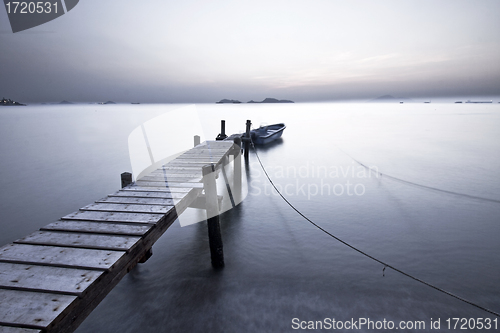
[249,141,500,318]
[336,146,500,204]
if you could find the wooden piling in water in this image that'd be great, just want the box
[202,164,224,268]
[244,119,251,159]
[233,137,242,202]
[216,120,228,141]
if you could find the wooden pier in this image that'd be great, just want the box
[0,140,240,333]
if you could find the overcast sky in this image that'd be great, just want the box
[1,0,499,103]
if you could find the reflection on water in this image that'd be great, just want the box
[0,103,499,332]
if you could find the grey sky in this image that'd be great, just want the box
[1,0,499,103]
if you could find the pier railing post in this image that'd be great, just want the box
[194,135,201,147]
[233,137,242,202]
[121,172,133,188]
[244,119,251,159]
[202,164,224,268]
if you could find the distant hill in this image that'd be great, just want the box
[371,95,411,102]
[247,98,294,103]
[59,100,73,104]
[216,99,241,104]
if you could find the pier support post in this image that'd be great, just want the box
[194,135,201,147]
[233,137,242,202]
[244,119,252,159]
[202,164,224,268]
[121,172,133,188]
[216,120,228,141]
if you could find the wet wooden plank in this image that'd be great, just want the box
[41,221,152,236]
[0,244,125,271]
[80,203,173,214]
[0,263,103,296]
[62,211,165,224]
[0,290,76,330]
[109,190,189,199]
[14,231,141,252]
[0,326,42,333]
[96,196,178,206]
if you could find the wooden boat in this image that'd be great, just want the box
[250,123,286,145]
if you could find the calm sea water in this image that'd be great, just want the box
[0,102,499,332]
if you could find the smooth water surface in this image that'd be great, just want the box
[0,102,499,332]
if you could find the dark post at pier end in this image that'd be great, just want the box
[243,119,252,159]
[216,120,228,141]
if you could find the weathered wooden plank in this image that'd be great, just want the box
[154,165,204,170]
[165,161,216,165]
[0,263,103,296]
[139,175,201,182]
[143,172,202,178]
[174,154,225,159]
[15,231,141,252]
[96,196,178,206]
[0,326,42,333]
[181,149,229,155]
[133,182,203,189]
[0,290,76,330]
[109,190,189,199]
[62,211,165,224]
[0,244,125,271]
[139,175,202,183]
[148,171,203,177]
[41,221,152,236]
[195,143,234,149]
[80,203,173,214]
[120,186,193,193]
[161,165,211,170]
[168,159,225,164]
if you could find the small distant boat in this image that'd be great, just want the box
[250,123,286,145]
[465,100,492,104]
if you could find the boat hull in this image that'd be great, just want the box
[251,123,286,145]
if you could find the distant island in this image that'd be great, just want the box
[1,97,25,106]
[370,95,411,102]
[247,98,294,103]
[99,101,116,105]
[59,100,73,104]
[216,99,242,104]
